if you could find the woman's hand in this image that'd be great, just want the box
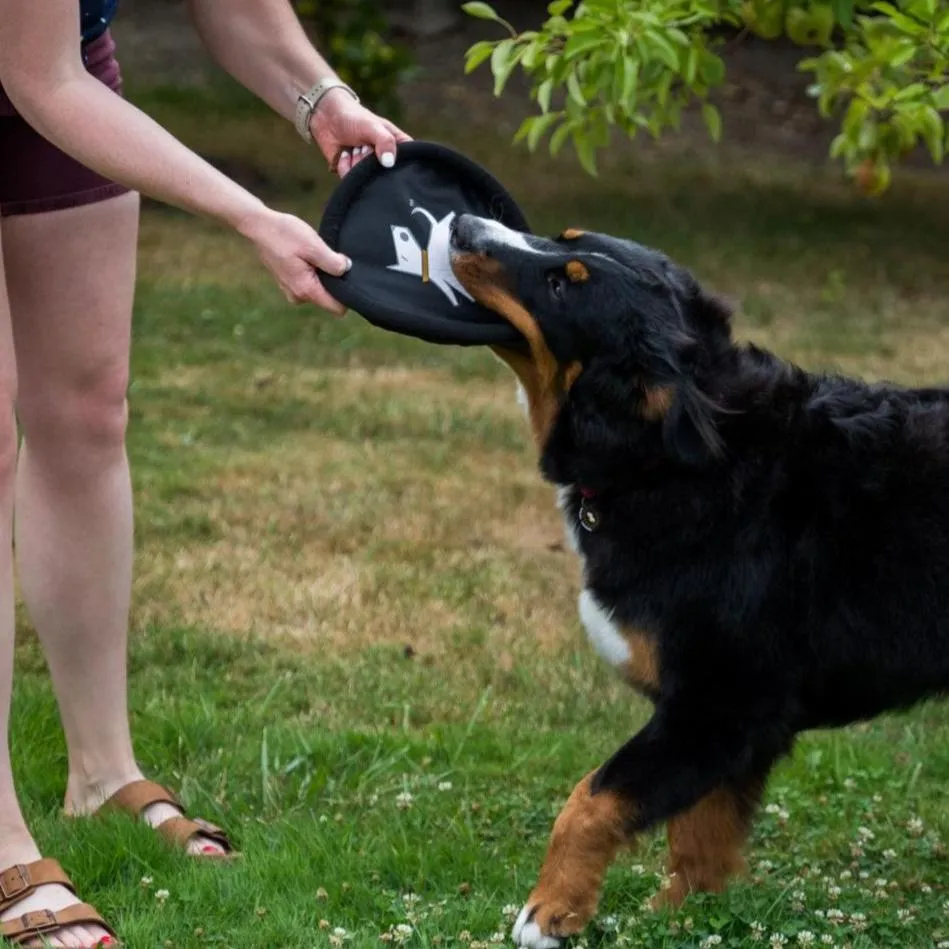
[310,89,412,177]
[238,205,351,314]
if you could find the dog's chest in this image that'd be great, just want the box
[557,488,659,695]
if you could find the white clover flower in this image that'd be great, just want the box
[140,876,153,888]
[769,935,788,948]
[501,905,519,920]
[856,826,874,843]
[843,778,856,790]
[826,909,845,924]
[155,889,170,903]
[438,781,453,792]
[393,923,414,943]
[765,804,782,815]
[820,937,834,946]
[882,849,897,860]
[700,936,722,948]
[750,921,766,941]
[402,893,421,907]
[630,864,647,876]
[600,915,618,930]
[897,909,913,923]
[758,860,775,872]
[921,883,932,894]
[396,791,414,810]
[850,912,867,932]
[797,932,815,946]
[839,870,852,881]
[907,816,925,837]
[489,933,506,944]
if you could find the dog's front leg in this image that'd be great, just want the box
[511,770,631,949]
[512,707,791,948]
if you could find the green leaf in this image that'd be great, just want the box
[537,78,555,113]
[464,41,495,74]
[547,0,573,14]
[933,85,949,111]
[573,131,599,176]
[563,30,604,59]
[702,102,722,142]
[566,69,587,106]
[645,30,681,71]
[490,38,517,96]
[550,120,574,155]
[893,82,927,102]
[462,2,500,21]
[700,51,726,86]
[622,57,640,105]
[527,111,562,150]
[832,0,854,28]
[920,105,945,162]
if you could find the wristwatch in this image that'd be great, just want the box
[295,77,360,144]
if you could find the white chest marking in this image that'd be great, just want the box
[578,589,630,667]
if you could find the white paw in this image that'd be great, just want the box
[512,905,561,949]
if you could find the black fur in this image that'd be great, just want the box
[452,216,949,841]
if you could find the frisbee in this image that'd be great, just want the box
[318,141,528,346]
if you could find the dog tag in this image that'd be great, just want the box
[579,498,601,533]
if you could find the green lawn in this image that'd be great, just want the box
[11,77,949,948]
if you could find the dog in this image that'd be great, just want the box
[448,214,949,948]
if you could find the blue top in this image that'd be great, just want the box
[80,0,119,45]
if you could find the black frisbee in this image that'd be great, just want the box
[318,141,528,346]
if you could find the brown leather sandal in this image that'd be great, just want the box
[0,859,119,946]
[102,780,239,858]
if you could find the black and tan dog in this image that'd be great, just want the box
[448,214,949,948]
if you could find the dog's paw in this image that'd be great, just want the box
[511,900,590,948]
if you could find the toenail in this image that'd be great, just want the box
[98,938,114,946]
[201,844,219,853]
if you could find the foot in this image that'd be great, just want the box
[65,773,228,857]
[511,892,595,949]
[0,851,114,948]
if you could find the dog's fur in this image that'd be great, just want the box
[448,215,949,948]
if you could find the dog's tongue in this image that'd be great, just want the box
[318,141,528,346]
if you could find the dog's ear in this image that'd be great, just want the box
[662,381,723,467]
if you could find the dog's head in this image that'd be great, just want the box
[449,214,734,485]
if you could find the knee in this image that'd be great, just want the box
[19,364,129,467]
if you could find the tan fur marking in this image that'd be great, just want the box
[560,229,585,240]
[524,773,632,938]
[654,788,754,909]
[618,625,660,693]
[563,361,583,393]
[452,252,565,447]
[641,385,675,421]
[565,260,590,284]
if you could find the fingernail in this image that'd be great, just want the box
[343,257,352,273]
[381,152,395,169]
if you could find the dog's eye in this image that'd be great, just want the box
[547,273,567,301]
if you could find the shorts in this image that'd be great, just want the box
[0,31,131,218]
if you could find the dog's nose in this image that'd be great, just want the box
[450,213,479,251]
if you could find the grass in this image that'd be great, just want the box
[11,72,949,948]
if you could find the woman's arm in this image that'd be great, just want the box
[185,0,410,177]
[0,0,351,312]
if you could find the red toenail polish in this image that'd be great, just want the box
[98,937,114,946]
[201,844,218,853]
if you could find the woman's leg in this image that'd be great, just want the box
[0,218,108,949]
[3,194,226,853]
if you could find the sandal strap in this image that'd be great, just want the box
[0,859,75,914]
[156,815,235,853]
[102,778,180,815]
[1,902,118,944]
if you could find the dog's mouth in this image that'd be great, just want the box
[449,214,583,448]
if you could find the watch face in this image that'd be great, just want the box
[319,141,529,347]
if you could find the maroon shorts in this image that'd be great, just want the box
[0,31,130,217]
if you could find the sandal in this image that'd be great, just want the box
[101,780,239,858]
[0,859,119,946]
